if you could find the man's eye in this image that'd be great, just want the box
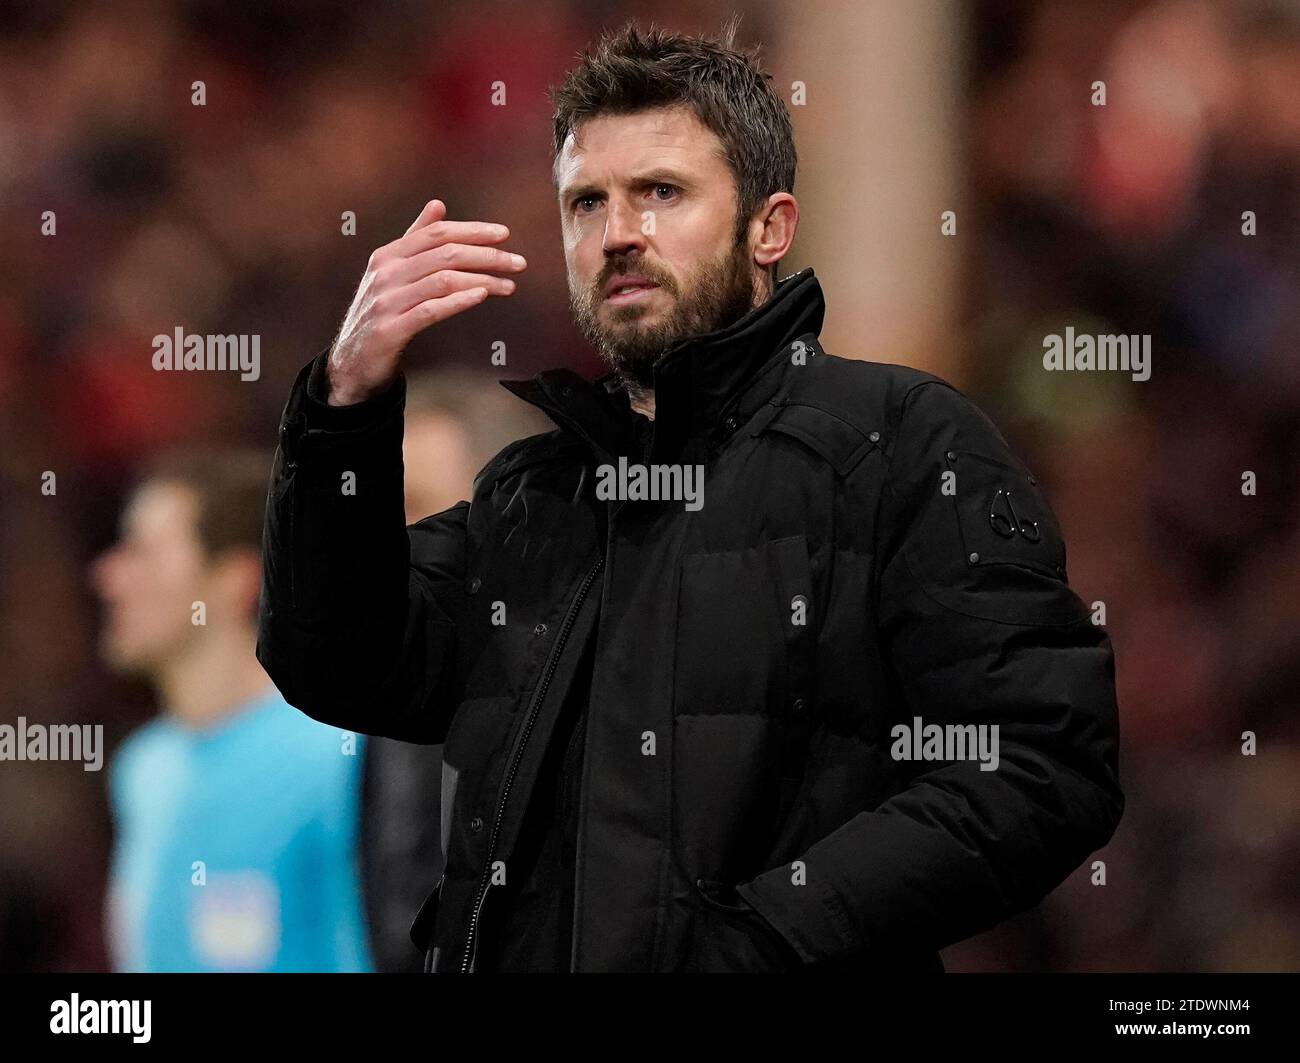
[652,184,677,200]
[574,195,600,213]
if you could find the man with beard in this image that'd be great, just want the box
[258,21,1122,973]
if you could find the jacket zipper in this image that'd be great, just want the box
[459,554,606,973]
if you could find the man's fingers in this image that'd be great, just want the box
[394,270,517,315]
[400,286,490,330]
[398,220,511,258]
[403,199,447,237]
[357,205,516,350]
[394,242,527,286]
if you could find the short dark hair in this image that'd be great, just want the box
[138,448,270,558]
[549,17,797,242]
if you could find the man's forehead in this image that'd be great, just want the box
[124,480,196,535]
[554,105,723,190]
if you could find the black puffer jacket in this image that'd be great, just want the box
[257,267,1123,973]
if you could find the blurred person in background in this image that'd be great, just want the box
[363,368,549,972]
[92,449,372,972]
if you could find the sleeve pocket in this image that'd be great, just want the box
[946,450,1066,579]
[902,451,1089,627]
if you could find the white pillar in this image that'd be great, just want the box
[779,0,967,379]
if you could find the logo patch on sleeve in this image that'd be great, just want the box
[946,451,1065,578]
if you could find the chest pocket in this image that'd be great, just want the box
[673,534,815,720]
[765,534,816,718]
[756,400,880,478]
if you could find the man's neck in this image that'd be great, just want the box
[157,626,276,731]
[617,270,781,424]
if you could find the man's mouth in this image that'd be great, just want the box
[603,275,661,304]
[606,285,659,304]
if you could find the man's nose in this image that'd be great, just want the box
[602,197,648,256]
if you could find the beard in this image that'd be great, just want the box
[568,236,759,392]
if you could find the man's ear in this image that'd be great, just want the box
[753,193,799,268]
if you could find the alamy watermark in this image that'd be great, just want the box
[1042,327,1150,381]
[595,458,704,511]
[891,716,1000,772]
[152,327,260,381]
[50,995,150,1043]
[0,717,104,771]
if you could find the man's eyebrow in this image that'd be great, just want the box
[559,168,693,202]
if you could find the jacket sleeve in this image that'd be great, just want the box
[736,378,1124,964]
[256,349,468,744]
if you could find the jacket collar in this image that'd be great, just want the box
[499,266,825,464]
